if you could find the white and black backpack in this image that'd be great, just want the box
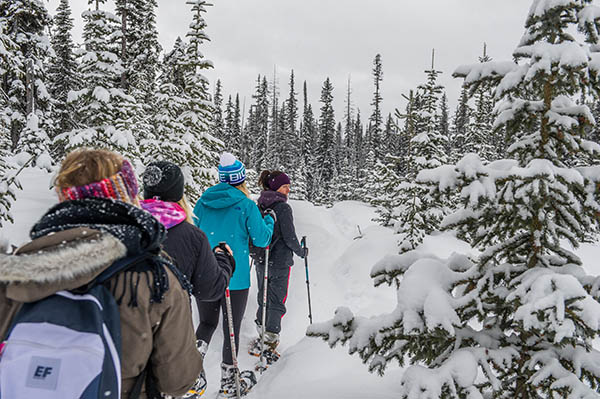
[0,254,146,399]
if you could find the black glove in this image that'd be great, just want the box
[264,208,277,223]
[303,247,309,258]
[214,242,236,277]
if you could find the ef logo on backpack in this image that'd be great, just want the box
[26,356,61,390]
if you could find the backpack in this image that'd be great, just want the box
[0,253,147,399]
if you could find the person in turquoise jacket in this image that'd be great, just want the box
[193,152,274,396]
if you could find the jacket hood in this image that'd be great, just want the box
[199,183,246,209]
[140,199,187,229]
[0,227,127,302]
[257,190,287,209]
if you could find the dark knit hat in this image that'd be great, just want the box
[268,172,291,191]
[142,161,185,202]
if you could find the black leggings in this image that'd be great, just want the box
[196,288,249,365]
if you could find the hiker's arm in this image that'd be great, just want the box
[247,202,274,247]
[278,204,304,258]
[191,229,232,302]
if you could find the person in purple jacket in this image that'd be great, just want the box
[248,170,307,364]
[140,161,234,397]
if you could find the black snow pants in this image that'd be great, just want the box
[254,262,291,334]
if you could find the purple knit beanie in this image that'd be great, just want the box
[268,173,291,191]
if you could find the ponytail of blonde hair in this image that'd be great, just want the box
[234,181,250,198]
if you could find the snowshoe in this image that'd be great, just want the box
[254,348,281,373]
[247,337,262,357]
[217,363,257,398]
[178,372,207,398]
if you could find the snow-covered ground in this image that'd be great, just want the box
[2,168,599,398]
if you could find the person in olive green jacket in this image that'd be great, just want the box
[0,149,203,399]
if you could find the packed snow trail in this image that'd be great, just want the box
[3,168,600,399]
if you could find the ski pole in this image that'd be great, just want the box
[219,241,241,399]
[301,236,313,324]
[224,288,242,399]
[259,245,270,371]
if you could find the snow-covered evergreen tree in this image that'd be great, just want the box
[177,0,221,199]
[250,75,270,172]
[300,81,317,201]
[438,92,451,154]
[460,44,498,161]
[211,79,225,142]
[0,16,18,225]
[414,52,447,170]
[115,0,161,104]
[0,0,53,167]
[47,0,79,158]
[62,1,138,162]
[315,77,336,204]
[282,70,298,177]
[450,86,472,162]
[368,54,384,160]
[310,3,600,398]
[266,69,280,168]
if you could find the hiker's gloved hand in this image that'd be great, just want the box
[214,242,236,277]
[302,247,309,258]
[264,208,277,223]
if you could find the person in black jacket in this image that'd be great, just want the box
[140,161,235,395]
[249,170,307,362]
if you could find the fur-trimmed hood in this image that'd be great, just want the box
[0,227,127,302]
[1,198,165,303]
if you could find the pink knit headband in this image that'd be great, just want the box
[58,159,139,204]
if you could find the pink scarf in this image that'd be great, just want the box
[140,199,187,229]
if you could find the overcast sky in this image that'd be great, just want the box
[46,0,532,125]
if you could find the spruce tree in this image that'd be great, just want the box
[282,70,298,176]
[450,86,472,162]
[464,44,497,161]
[0,0,52,166]
[211,79,225,142]
[368,54,384,160]
[315,77,336,204]
[178,0,221,198]
[414,50,447,169]
[250,75,270,172]
[140,74,189,170]
[437,92,451,155]
[310,2,600,398]
[300,81,317,201]
[62,0,139,162]
[353,109,365,196]
[47,0,80,159]
[0,16,18,226]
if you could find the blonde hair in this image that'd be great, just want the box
[55,148,123,190]
[234,181,250,198]
[177,195,194,224]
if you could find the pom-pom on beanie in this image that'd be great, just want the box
[142,161,185,202]
[218,152,246,185]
